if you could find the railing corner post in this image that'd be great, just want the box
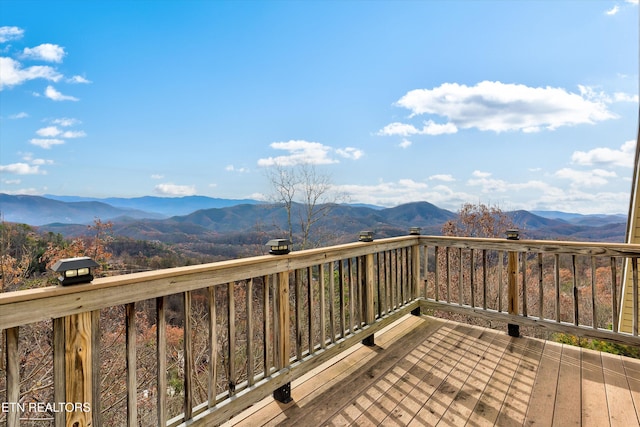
[274,270,293,403]
[64,311,93,426]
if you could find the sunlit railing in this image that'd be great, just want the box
[417,236,640,346]
[1,235,639,427]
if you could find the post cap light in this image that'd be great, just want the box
[409,227,421,235]
[506,229,520,240]
[358,230,374,242]
[51,256,99,286]
[266,238,291,255]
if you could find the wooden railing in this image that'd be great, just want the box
[417,236,640,346]
[1,235,639,426]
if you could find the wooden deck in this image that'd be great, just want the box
[224,315,640,427]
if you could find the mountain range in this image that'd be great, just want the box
[0,193,628,243]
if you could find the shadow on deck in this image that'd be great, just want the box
[225,315,640,427]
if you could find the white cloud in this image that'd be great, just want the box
[0,57,62,90]
[429,174,455,182]
[2,179,21,185]
[571,140,635,168]
[389,81,616,135]
[29,138,65,149]
[68,75,91,84]
[555,168,617,187]
[336,147,364,160]
[151,174,164,179]
[399,139,412,149]
[36,126,62,137]
[614,92,639,103]
[8,112,28,119]
[605,5,620,15]
[226,165,249,173]
[0,162,42,175]
[51,117,81,127]
[0,26,24,43]
[23,43,66,63]
[44,85,78,101]
[378,120,457,137]
[258,140,338,166]
[154,183,196,196]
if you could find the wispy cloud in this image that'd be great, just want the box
[225,165,249,173]
[429,174,456,182]
[555,168,618,188]
[335,147,364,160]
[8,112,28,119]
[44,85,78,101]
[605,5,620,15]
[36,126,86,138]
[258,140,337,166]
[68,75,91,84]
[382,81,616,137]
[0,162,45,175]
[0,26,24,43]
[571,140,635,168]
[29,138,65,149]
[154,183,196,196]
[0,57,62,90]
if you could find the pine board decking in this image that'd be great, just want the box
[224,315,640,427]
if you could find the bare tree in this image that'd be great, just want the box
[266,162,345,250]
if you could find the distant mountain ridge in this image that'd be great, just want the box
[0,193,628,242]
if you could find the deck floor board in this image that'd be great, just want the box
[223,315,639,427]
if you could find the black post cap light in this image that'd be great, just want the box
[51,256,99,286]
[358,230,374,242]
[409,227,421,235]
[266,238,292,255]
[506,229,520,240]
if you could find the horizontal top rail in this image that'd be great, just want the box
[418,235,640,257]
[0,236,419,329]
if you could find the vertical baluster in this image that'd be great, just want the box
[434,247,440,301]
[446,247,451,303]
[307,266,314,355]
[385,251,396,311]
[339,260,346,338]
[319,264,327,349]
[53,318,66,426]
[591,257,597,329]
[356,257,362,328]
[157,297,167,425]
[5,327,19,427]
[184,291,193,417]
[633,257,638,336]
[498,251,504,313]
[349,258,355,333]
[207,287,216,407]
[458,248,463,306]
[470,249,476,308]
[126,302,137,426]
[538,254,544,319]
[294,270,302,360]
[522,254,528,317]
[572,255,579,326]
[611,258,618,333]
[423,245,429,299]
[247,278,254,385]
[226,283,235,396]
[377,252,383,317]
[329,263,336,343]
[482,249,487,310]
[555,254,561,322]
[91,310,101,427]
[262,275,270,375]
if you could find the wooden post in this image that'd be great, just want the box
[65,311,93,427]
[362,253,375,346]
[507,250,520,337]
[411,245,421,316]
[273,271,292,403]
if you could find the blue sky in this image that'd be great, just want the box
[1,0,638,214]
